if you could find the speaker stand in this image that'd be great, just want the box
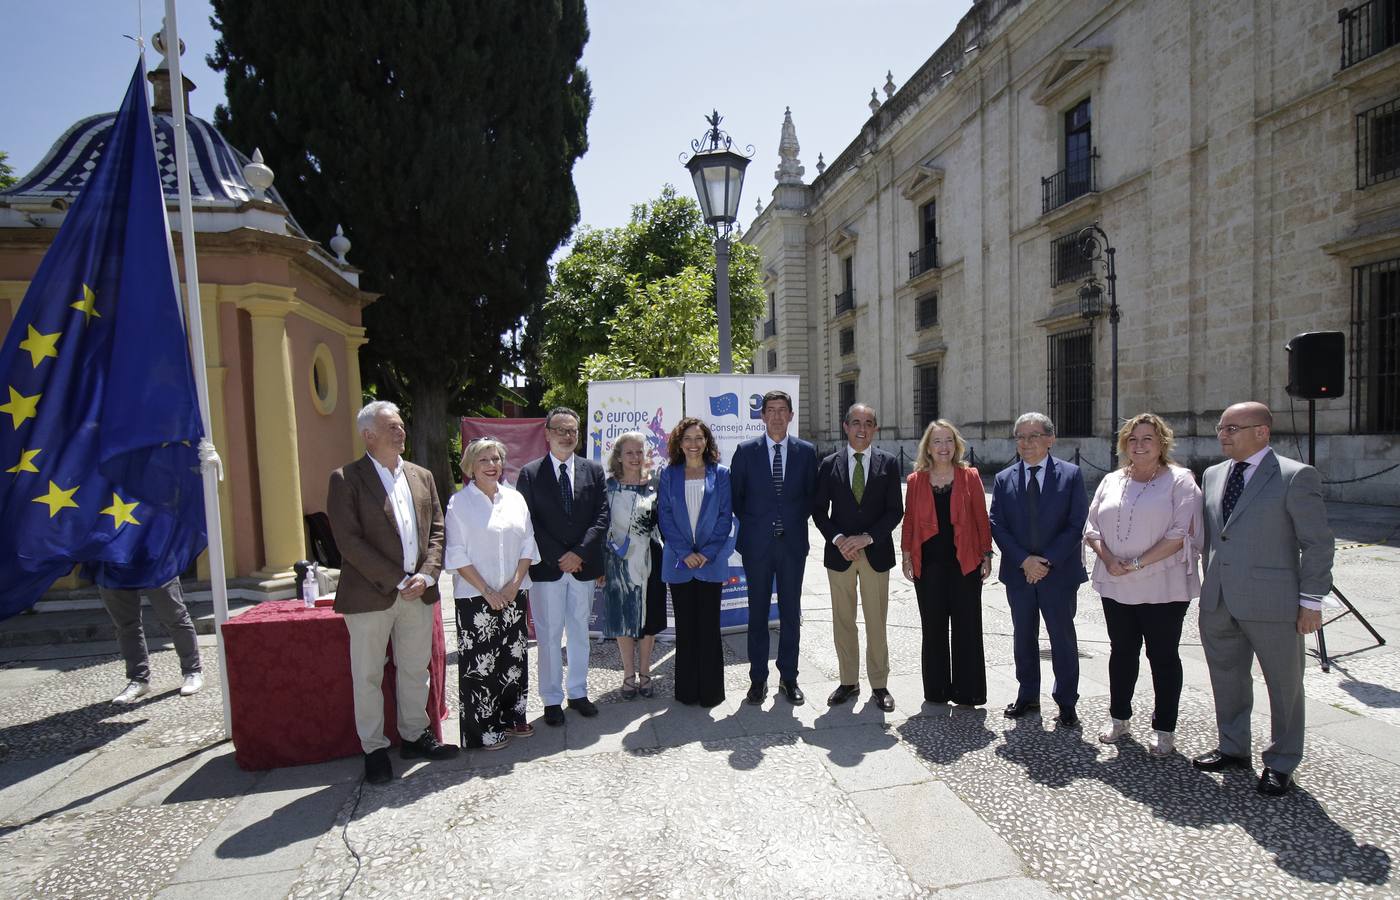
[1303,398,1386,672]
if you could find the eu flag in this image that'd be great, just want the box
[0,59,206,619]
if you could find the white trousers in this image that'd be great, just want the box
[530,576,593,706]
[343,596,435,753]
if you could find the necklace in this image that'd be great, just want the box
[1115,464,1161,544]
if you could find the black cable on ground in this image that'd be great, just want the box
[337,776,367,900]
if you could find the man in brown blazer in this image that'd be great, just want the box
[328,400,457,784]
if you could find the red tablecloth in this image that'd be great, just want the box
[222,600,449,770]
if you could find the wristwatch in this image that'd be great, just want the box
[1131,556,1142,570]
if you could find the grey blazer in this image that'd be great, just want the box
[1199,449,1334,623]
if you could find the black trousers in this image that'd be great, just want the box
[670,579,725,707]
[913,554,986,706]
[1101,597,1189,731]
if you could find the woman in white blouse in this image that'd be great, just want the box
[1083,413,1202,757]
[443,438,541,750]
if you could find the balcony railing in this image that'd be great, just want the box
[908,241,941,279]
[1358,97,1400,188]
[762,319,777,339]
[835,287,855,316]
[1051,231,1094,286]
[1341,0,1400,70]
[1041,151,1099,214]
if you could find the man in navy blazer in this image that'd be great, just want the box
[812,403,904,711]
[516,407,610,727]
[989,412,1089,726]
[731,390,818,705]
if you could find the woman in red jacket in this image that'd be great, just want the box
[902,420,993,707]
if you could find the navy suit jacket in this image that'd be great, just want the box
[657,463,734,583]
[516,454,610,582]
[989,454,1088,591]
[730,435,817,558]
[812,446,904,572]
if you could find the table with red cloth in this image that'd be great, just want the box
[221,600,450,771]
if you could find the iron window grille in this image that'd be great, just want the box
[916,294,939,329]
[909,241,941,279]
[838,380,857,421]
[839,327,855,356]
[1047,328,1095,437]
[915,363,940,429]
[835,287,855,315]
[1358,98,1400,188]
[767,348,778,372]
[1340,0,1400,70]
[1051,231,1094,286]
[763,319,777,338]
[1352,257,1400,433]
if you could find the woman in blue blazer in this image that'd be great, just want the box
[657,416,734,707]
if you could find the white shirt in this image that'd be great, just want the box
[764,435,791,483]
[684,477,706,538]
[369,454,420,590]
[551,452,576,491]
[1224,447,1323,610]
[1018,458,1048,490]
[443,481,540,599]
[846,443,872,488]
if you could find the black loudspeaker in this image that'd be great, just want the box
[1286,331,1345,400]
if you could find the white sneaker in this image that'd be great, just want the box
[179,673,204,696]
[1149,730,1176,756]
[1098,717,1130,743]
[112,681,150,704]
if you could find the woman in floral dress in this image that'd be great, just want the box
[601,431,664,699]
[443,438,540,750]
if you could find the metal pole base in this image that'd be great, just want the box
[1312,585,1386,672]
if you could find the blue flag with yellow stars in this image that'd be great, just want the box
[0,58,206,619]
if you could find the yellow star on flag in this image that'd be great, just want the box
[100,493,141,528]
[18,326,61,368]
[70,284,101,323]
[0,387,41,429]
[32,480,79,518]
[5,447,41,474]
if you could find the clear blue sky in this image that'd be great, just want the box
[3,0,964,240]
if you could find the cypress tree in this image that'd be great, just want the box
[210,0,591,499]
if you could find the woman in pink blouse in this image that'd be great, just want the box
[1083,413,1202,757]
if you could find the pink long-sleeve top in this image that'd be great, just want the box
[1083,464,1203,604]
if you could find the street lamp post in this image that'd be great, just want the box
[682,110,752,374]
[1077,223,1120,465]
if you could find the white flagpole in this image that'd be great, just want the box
[161,0,233,740]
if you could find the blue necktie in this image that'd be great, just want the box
[1221,461,1248,523]
[1027,465,1042,553]
[559,462,573,517]
[771,443,785,535]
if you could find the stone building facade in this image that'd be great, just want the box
[744,0,1400,502]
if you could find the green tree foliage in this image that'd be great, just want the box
[533,185,764,412]
[0,151,16,190]
[209,1,591,501]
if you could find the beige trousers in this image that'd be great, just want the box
[828,551,891,689]
[343,596,435,753]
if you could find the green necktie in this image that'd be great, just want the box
[853,451,865,504]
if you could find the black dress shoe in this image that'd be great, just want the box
[872,688,895,712]
[543,704,565,726]
[364,748,392,784]
[400,729,460,760]
[1257,767,1293,796]
[828,684,859,706]
[778,680,805,706]
[1056,707,1079,728]
[1003,700,1040,719]
[746,681,767,705]
[1191,749,1251,772]
[568,696,599,717]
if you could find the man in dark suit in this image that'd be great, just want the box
[812,403,904,711]
[1192,401,1334,796]
[989,412,1089,727]
[328,401,456,785]
[516,407,610,726]
[731,389,818,705]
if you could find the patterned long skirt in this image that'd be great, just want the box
[453,592,528,748]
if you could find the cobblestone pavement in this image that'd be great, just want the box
[1,498,1399,898]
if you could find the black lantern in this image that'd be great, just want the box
[1078,279,1105,319]
[684,110,751,228]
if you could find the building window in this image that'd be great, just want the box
[909,201,940,278]
[767,348,778,372]
[838,380,857,421]
[1043,99,1098,213]
[836,256,855,314]
[1352,257,1400,432]
[1340,0,1400,70]
[914,363,939,429]
[1047,328,1094,437]
[1051,231,1093,286]
[916,294,938,329]
[1358,98,1400,189]
[839,327,855,356]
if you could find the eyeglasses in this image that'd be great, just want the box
[1014,433,1047,442]
[1215,423,1264,435]
[548,427,579,437]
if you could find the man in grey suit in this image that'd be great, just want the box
[1192,401,1334,796]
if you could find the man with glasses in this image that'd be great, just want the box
[517,407,611,726]
[989,412,1089,726]
[1193,401,1333,796]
